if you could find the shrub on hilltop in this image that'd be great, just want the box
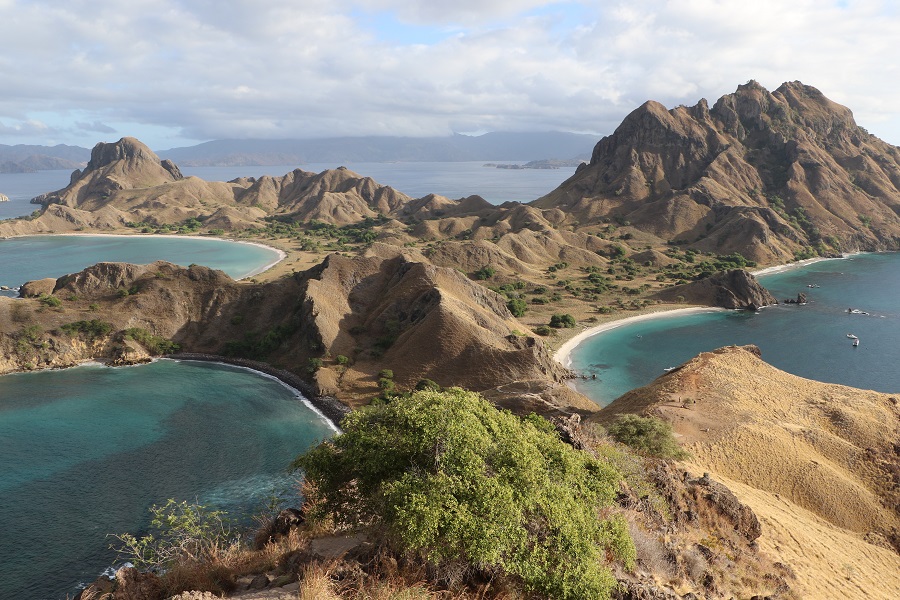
[294,388,635,599]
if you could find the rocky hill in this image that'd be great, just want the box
[3,248,588,416]
[593,345,900,599]
[534,81,900,264]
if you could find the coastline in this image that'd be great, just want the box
[168,353,349,430]
[552,306,726,369]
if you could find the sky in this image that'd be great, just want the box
[1,0,899,150]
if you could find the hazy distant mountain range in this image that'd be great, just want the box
[157,132,597,166]
[0,132,597,172]
[0,144,89,173]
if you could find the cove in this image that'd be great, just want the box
[0,235,282,293]
[0,359,336,600]
[567,253,900,406]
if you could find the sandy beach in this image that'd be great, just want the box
[552,306,727,369]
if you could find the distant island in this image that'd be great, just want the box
[484,158,587,169]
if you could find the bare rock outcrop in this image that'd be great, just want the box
[652,269,777,309]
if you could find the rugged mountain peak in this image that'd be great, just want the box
[84,137,183,180]
[535,81,900,264]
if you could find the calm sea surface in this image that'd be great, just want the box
[568,253,900,405]
[0,360,336,600]
[0,235,281,295]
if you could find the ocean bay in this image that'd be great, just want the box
[567,253,900,405]
[0,360,336,599]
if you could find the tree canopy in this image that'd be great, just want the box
[294,388,634,599]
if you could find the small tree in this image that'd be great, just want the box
[473,266,496,280]
[607,414,688,459]
[294,389,634,599]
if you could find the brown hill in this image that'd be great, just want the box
[593,345,900,599]
[3,250,589,416]
[8,139,416,235]
[534,81,900,264]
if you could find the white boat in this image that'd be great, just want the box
[847,334,858,339]
[853,338,860,347]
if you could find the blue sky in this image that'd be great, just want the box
[1,0,899,150]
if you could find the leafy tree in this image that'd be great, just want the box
[607,414,688,459]
[294,389,634,599]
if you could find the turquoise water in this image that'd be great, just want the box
[568,253,900,405]
[0,235,280,293]
[0,360,336,600]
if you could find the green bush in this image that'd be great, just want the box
[473,266,496,280]
[534,325,552,336]
[378,369,394,380]
[38,294,62,308]
[123,327,180,355]
[549,313,576,328]
[307,357,324,373]
[294,389,634,599]
[506,297,527,317]
[335,354,350,365]
[607,414,689,459]
[60,320,114,341]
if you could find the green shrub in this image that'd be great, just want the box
[549,313,576,328]
[473,266,496,280]
[414,378,441,391]
[60,320,114,341]
[294,389,634,599]
[506,297,527,317]
[606,414,688,459]
[378,369,394,380]
[534,325,552,336]
[38,294,62,307]
[123,327,180,355]
[335,354,350,365]
[307,357,324,373]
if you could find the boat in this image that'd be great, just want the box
[847,334,858,339]
[853,338,860,347]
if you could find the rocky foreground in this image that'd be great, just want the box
[595,345,900,599]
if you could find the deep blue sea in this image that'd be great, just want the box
[567,253,900,405]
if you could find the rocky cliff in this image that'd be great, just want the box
[652,268,777,309]
[534,81,900,263]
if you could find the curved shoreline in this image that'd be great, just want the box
[168,353,349,430]
[553,306,727,369]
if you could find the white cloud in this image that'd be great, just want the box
[1,0,900,148]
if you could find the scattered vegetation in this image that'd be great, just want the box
[59,319,114,341]
[124,327,180,355]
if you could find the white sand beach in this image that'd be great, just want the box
[553,306,727,369]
